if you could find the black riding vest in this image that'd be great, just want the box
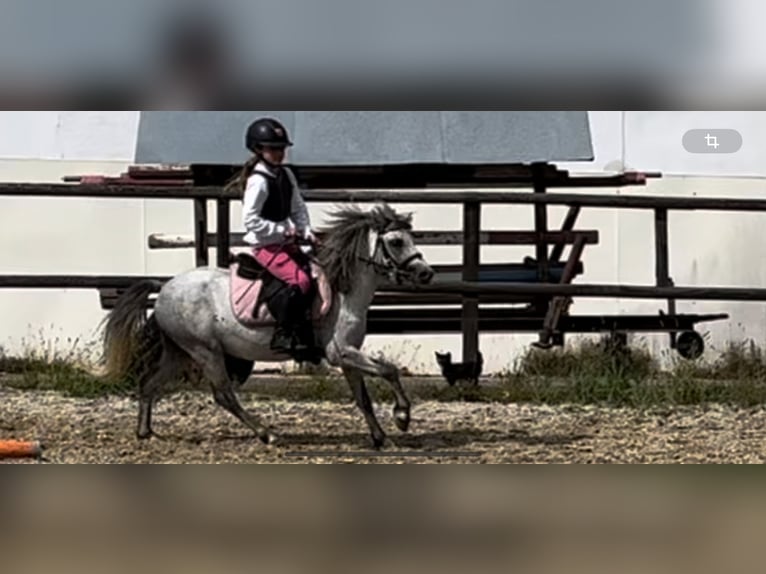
[256,167,293,222]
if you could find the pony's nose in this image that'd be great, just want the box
[418,268,435,284]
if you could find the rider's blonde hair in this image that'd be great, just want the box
[225,154,261,198]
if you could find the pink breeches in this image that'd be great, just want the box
[252,244,312,295]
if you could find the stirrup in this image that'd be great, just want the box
[293,346,324,366]
[270,328,295,353]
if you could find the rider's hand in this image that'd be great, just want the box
[305,230,320,245]
[284,228,297,240]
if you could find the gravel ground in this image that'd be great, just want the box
[3,382,766,463]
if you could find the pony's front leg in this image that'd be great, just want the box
[332,346,412,434]
[342,366,387,449]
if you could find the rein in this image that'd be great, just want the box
[295,227,423,285]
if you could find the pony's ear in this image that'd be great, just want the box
[368,229,378,260]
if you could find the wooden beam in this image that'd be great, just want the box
[536,236,589,348]
[148,230,600,250]
[532,163,550,284]
[655,208,678,348]
[462,202,481,364]
[97,289,545,309]
[187,163,655,190]
[216,199,231,269]
[2,274,761,303]
[3,274,765,302]
[10,184,766,214]
[655,209,670,285]
[194,198,209,267]
[372,294,537,305]
[362,312,728,335]
[0,276,169,289]
[550,206,582,264]
[303,191,766,211]
[385,282,766,301]
[366,308,728,325]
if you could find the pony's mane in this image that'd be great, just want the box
[316,203,413,294]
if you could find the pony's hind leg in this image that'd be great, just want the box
[137,372,165,440]
[196,347,276,445]
[137,334,186,440]
[225,354,255,387]
[211,386,277,445]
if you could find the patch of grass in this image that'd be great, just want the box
[659,340,766,408]
[511,338,659,381]
[669,340,766,381]
[495,337,766,409]
[0,333,133,399]
[0,357,132,399]
[488,337,660,408]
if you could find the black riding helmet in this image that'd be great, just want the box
[246,118,293,153]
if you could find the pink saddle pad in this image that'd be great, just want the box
[229,262,334,329]
[230,264,268,328]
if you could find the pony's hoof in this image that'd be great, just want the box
[371,434,387,450]
[136,429,154,441]
[260,432,279,446]
[394,407,411,433]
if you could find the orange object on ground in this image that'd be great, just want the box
[0,440,44,460]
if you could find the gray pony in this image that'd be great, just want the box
[102,203,435,449]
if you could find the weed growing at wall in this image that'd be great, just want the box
[3,334,766,407]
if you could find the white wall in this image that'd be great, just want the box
[2,111,766,373]
[0,112,141,161]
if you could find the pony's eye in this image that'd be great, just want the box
[389,238,405,249]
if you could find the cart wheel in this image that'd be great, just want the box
[676,331,705,360]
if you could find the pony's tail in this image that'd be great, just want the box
[224,155,259,198]
[101,280,163,384]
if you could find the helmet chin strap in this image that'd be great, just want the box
[254,147,284,171]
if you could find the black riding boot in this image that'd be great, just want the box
[266,286,301,354]
[266,285,322,363]
[284,287,324,364]
[286,289,317,354]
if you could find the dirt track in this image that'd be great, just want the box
[3,380,766,464]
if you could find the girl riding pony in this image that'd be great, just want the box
[232,117,321,362]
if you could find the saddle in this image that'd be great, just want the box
[229,252,332,330]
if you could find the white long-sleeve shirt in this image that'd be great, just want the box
[241,162,313,247]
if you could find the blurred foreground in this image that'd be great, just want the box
[2,0,766,107]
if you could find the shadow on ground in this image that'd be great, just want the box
[185,427,593,451]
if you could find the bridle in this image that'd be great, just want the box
[360,230,425,285]
[297,227,425,285]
